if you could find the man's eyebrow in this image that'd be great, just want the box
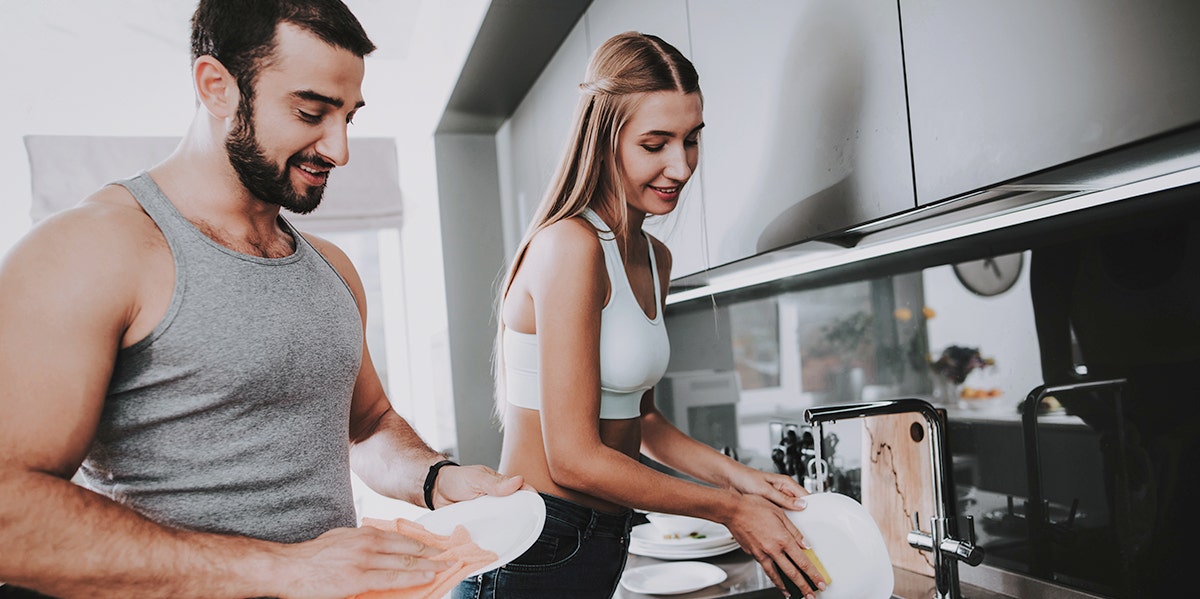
[292,90,367,110]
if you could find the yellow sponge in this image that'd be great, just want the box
[803,547,833,585]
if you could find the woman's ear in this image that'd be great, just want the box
[193,55,239,119]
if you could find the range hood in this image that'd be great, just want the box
[667,124,1200,306]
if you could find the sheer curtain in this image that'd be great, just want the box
[23,135,403,232]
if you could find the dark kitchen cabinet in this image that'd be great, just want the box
[902,0,1200,206]
[686,0,914,270]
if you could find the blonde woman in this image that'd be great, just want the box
[454,32,828,599]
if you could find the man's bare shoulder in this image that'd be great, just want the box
[302,231,353,274]
[301,231,365,309]
[79,183,156,226]
[0,184,168,349]
[4,184,164,281]
[40,185,161,249]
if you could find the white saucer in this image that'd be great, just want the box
[620,561,727,595]
[416,490,545,576]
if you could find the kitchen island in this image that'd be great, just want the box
[615,549,1017,599]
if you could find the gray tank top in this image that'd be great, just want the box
[77,172,363,543]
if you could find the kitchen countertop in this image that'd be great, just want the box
[615,549,779,599]
[615,549,1017,599]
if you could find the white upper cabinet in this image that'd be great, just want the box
[688,0,915,271]
[498,0,915,279]
[903,0,1200,205]
[498,19,591,259]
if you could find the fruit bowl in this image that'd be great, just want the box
[958,386,1005,411]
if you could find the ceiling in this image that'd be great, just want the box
[3,0,423,62]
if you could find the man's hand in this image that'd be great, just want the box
[429,465,528,509]
[278,526,447,598]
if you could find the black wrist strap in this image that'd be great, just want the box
[423,459,458,510]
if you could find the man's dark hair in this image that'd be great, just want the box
[190,0,376,99]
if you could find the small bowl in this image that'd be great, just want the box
[645,513,712,539]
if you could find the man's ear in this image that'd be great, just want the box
[193,55,239,119]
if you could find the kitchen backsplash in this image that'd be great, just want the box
[659,183,1200,599]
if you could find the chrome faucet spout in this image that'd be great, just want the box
[804,398,941,424]
[804,398,982,599]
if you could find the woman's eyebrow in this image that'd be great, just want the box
[640,123,706,137]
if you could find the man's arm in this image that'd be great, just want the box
[306,235,524,509]
[0,200,441,599]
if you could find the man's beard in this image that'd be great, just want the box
[226,98,331,215]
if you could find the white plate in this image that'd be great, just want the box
[628,539,741,560]
[620,561,727,595]
[416,490,545,576]
[785,492,894,599]
[631,522,734,549]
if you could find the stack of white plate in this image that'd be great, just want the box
[628,517,740,560]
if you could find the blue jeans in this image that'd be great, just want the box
[452,493,633,599]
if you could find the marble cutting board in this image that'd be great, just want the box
[859,412,937,576]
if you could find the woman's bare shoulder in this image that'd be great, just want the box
[526,217,604,264]
[520,217,607,299]
[645,233,673,262]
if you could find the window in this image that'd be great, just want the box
[322,228,399,395]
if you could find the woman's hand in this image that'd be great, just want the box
[723,494,827,598]
[724,465,809,512]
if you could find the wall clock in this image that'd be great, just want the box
[952,252,1024,296]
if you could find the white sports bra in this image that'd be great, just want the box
[504,209,671,419]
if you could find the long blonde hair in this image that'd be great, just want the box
[493,31,701,421]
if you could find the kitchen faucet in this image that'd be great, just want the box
[805,398,984,599]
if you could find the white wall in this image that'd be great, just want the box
[380,0,491,455]
[435,132,506,469]
[0,1,194,254]
[923,253,1044,401]
[0,0,489,463]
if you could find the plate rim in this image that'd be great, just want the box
[783,492,894,598]
[415,489,546,576]
[627,539,741,560]
[620,561,728,595]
